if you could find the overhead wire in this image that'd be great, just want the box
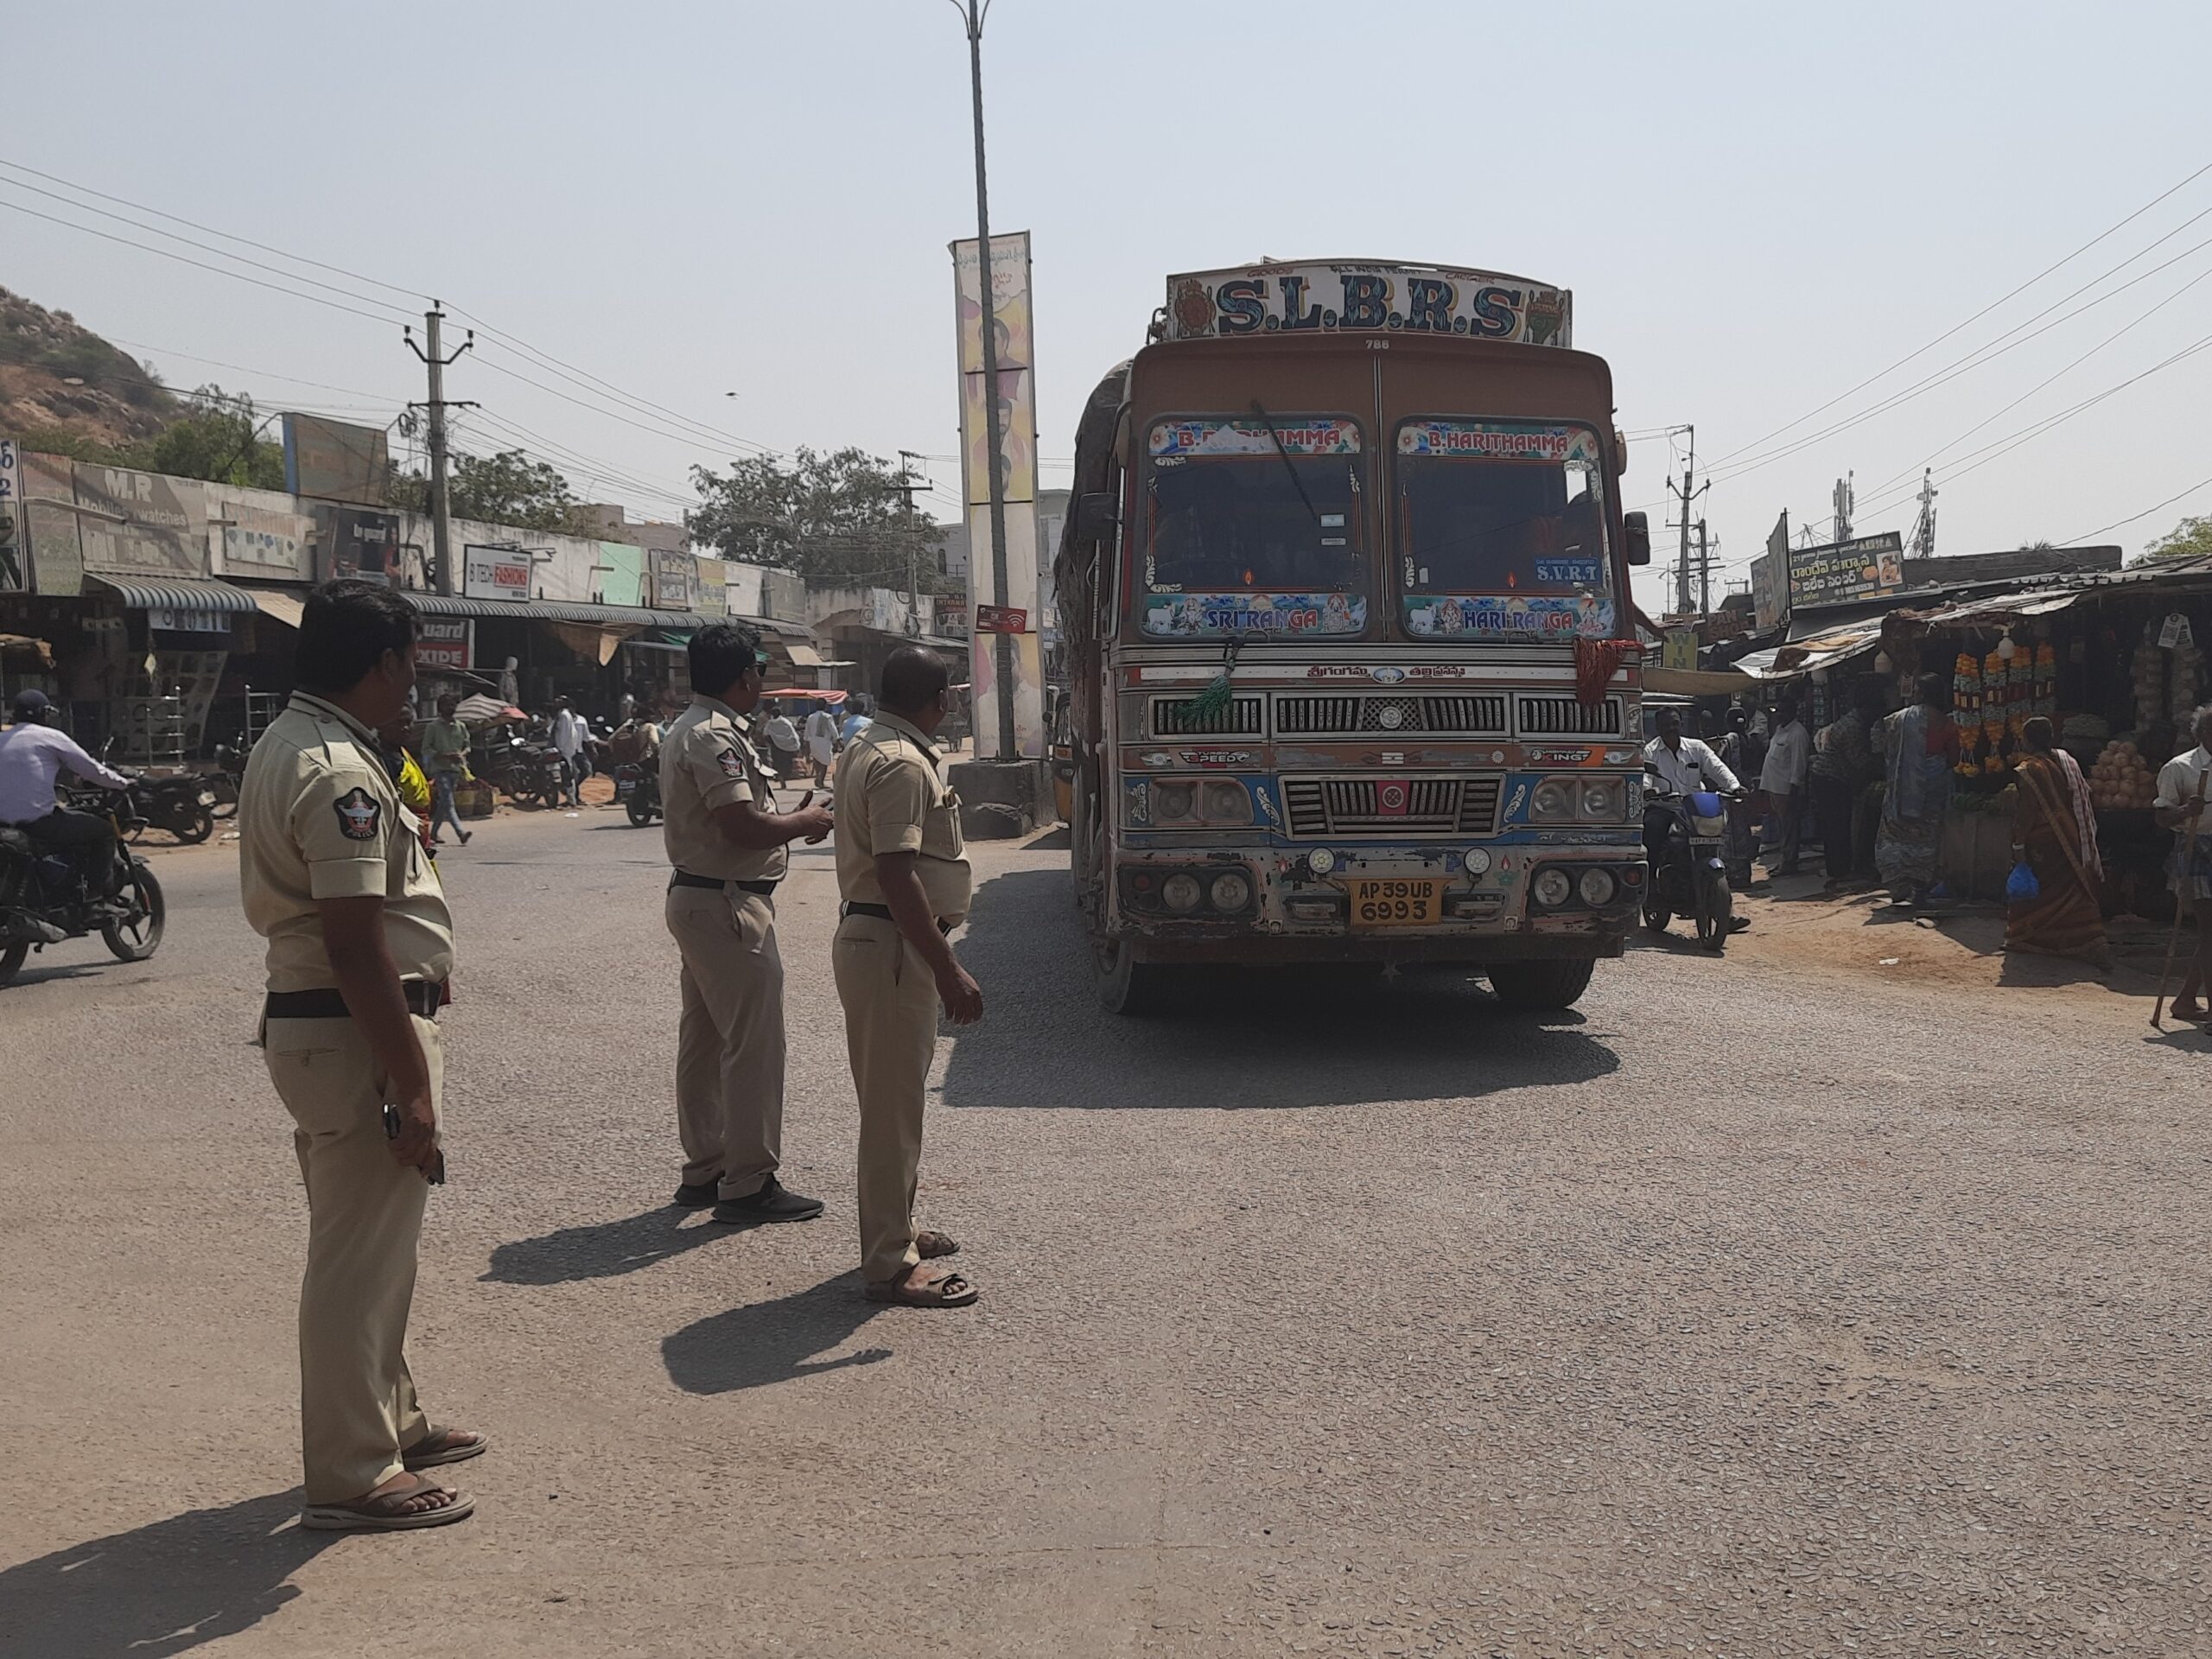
[2061,475,2212,548]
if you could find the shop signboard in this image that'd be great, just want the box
[648,548,694,609]
[415,617,473,671]
[209,486,314,580]
[0,437,22,594]
[976,604,1027,635]
[322,507,401,584]
[1751,512,1789,630]
[74,464,207,577]
[283,413,391,505]
[693,556,728,617]
[1662,628,1698,672]
[17,452,81,595]
[145,604,230,633]
[1786,531,1905,609]
[1161,261,1572,348]
[594,542,644,607]
[462,543,532,602]
[937,594,969,636]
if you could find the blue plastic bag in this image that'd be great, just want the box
[2005,859,2040,903]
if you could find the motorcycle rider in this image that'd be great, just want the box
[0,690,133,899]
[1642,705,1750,933]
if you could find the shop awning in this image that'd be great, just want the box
[1733,619,1887,681]
[399,590,823,646]
[785,641,825,667]
[251,589,306,629]
[547,621,639,664]
[1643,665,1756,696]
[87,574,259,613]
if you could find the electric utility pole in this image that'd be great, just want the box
[957,0,1017,760]
[1666,425,1707,616]
[405,303,474,594]
[1909,467,1939,562]
[1695,518,1714,617]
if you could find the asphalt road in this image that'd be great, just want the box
[3,808,2206,1658]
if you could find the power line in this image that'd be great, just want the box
[1705,158,2212,467]
[2060,474,2212,548]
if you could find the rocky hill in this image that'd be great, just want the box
[1,286,181,449]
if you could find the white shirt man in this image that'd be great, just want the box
[2155,729,2211,817]
[1760,712,1810,797]
[804,707,839,766]
[0,699,132,822]
[1643,731,1740,796]
[550,704,588,762]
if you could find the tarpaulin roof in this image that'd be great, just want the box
[87,574,259,613]
[1732,618,1888,681]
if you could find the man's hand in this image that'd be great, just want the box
[935,960,984,1026]
[792,804,835,844]
[386,1086,439,1173]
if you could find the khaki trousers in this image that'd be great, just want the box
[264,1012,442,1504]
[831,912,939,1282]
[666,886,785,1200]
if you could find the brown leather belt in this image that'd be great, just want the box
[671,870,779,895]
[265,980,446,1020]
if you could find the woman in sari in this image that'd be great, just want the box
[1876,671,1961,905]
[2006,716,2111,968]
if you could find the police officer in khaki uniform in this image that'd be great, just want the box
[832,645,983,1307]
[237,581,484,1532]
[661,622,835,1221]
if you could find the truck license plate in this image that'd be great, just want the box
[1348,876,1444,928]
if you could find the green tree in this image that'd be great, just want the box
[689,446,946,590]
[2143,514,2212,565]
[126,386,287,488]
[389,448,592,533]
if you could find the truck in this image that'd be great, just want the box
[1053,259,1655,1013]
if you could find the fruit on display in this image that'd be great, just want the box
[2088,738,2158,810]
[2170,639,2202,726]
[2133,639,2165,733]
[2033,640,2057,720]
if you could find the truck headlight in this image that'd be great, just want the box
[1306,847,1338,875]
[1161,873,1203,912]
[1532,868,1573,907]
[1577,868,1618,906]
[1202,780,1253,825]
[1209,871,1251,911]
[1462,847,1491,875]
[1154,781,1195,822]
[1580,779,1622,820]
[1530,779,1575,822]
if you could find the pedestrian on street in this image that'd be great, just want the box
[831,645,983,1307]
[763,704,802,781]
[550,696,588,807]
[1715,709,1758,887]
[1876,672,1962,907]
[2153,704,2212,1021]
[840,697,874,746]
[1811,684,1885,889]
[660,623,836,1222]
[805,700,840,787]
[417,693,474,846]
[1759,696,1810,877]
[236,580,483,1533]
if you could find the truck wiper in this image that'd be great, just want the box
[1249,398,1325,531]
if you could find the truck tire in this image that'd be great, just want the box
[1093,937,1165,1015]
[1486,957,1595,1010]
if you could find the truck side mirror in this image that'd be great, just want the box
[1075,491,1119,544]
[1624,510,1652,567]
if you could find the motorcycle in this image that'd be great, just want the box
[207,740,251,820]
[490,737,568,810]
[613,761,661,827]
[0,815,165,986]
[1643,786,1739,953]
[128,772,219,845]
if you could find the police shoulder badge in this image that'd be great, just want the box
[333,786,382,842]
[716,748,744,779]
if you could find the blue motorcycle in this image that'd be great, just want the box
[1643,786,1739,954]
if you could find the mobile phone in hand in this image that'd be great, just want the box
[383,1103,447,1185]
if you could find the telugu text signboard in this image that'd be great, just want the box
[1163,261,1572,348]
[648,548,694,610]
[1786,531,1905,609]
[74,464,207,577]
[0,438,22,594]
[462,544,532,602]
[210,486,315,581]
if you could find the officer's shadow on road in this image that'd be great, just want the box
[0,1488,328,1658]
[939,868,1621,1110]
[482,1206,726,1286]
[662,1274,890,1394]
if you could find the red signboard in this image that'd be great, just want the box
[975,604,1028,634]
[414,617,472,672]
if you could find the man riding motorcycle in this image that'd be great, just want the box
[0,690,135,899]
[1642,705,1751,934]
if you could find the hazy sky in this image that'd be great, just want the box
[8,1,2210,616]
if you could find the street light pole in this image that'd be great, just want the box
[956,0,1017,760]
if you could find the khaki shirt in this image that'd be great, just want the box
[659,694,785,883]
[834,711,972,920]
[238,692,455,994]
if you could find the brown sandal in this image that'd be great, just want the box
[403,1427,488,1471]
[300,1472,474,1532]
[914,1230,959,1259]
[865,1268,978,1307]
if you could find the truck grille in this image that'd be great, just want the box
[1516,695,1624,736]
[1281,774,1505,838]
[1148,693,1265,737]
[1274,692,1510,736]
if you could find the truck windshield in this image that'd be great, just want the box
[1395,420,1615,640]
[1138,416,1368,639]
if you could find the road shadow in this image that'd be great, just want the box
[938,868,1621,1110]
[0,1489,329,1658]
[662,1274,891,1395]
[482,1206,724,1285]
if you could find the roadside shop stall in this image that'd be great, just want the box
[1878,561,2212,913]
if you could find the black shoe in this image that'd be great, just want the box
[672,1178,720,1209]
[1728,915,1751,933]
[711,1177,824,1225]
